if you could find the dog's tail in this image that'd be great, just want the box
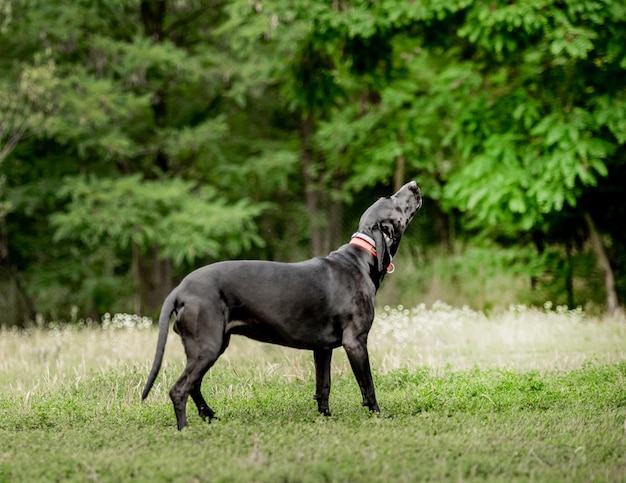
[141,290,177,400]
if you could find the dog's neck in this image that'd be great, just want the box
[350,233,395,274]
[350,233,378,257]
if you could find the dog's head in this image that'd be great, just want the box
[357,180,422,275]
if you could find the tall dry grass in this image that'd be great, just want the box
[370,302,626,372]
[1,304,624,398]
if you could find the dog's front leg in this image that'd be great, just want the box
[313,348,333,416]
[343,334,380,413]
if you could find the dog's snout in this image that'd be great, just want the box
[398,180,421,204]
[403,181,422,216]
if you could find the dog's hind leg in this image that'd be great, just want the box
[313,348,333,416]
[189,333,231,422]
[189,377,216,422]
[170,302,226,430]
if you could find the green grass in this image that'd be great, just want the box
[1,306,625,482]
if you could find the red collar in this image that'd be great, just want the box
[349,233,395,273]
[350,234,378,257]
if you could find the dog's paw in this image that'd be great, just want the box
[316,405,332,417]
[198,407,217,422]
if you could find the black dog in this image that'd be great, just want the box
[142,181,422,429]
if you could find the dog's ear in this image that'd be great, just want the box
[372,224,390,273]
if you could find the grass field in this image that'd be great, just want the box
[1,304,625,482]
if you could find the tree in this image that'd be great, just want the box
[301,0,626,309]
[1,0,275,320]
[51,175,265,314]
[0,10,61,323]
[2,0,625,324]
[439,0,626,311]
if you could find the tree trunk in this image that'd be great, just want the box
[131,240,142,315]
[394,154,406,192]
[583,211,619,314]
[565,243,574,308]
[324,184,344,254]
[130,1,173,315]
[144,246,173,315]
[433,202,454,254]
[131,241,173,316]
[141,0,166,42]
[0,266,36,327]
[300,113,325,256]
[300,113,345,256]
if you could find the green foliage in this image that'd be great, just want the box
[441,0,626,237]
[0,50,59,163]
[1,0,626,322]
[51,175,266,267]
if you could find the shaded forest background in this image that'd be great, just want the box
[1,0,625,326]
